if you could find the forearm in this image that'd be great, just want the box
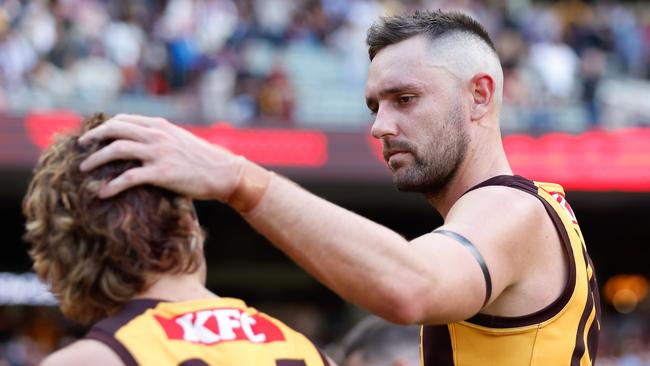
[240,173,427,322]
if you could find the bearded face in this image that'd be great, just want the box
[366,36,473,196]
[383,101,469,195]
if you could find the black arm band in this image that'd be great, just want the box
[433,229,493,308]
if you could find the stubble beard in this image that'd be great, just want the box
[391,107,468,196]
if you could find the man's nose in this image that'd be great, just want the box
[370,106,398,139]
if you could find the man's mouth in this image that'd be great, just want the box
[383,150,409,162]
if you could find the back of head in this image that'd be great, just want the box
[367,10,504,107]
[341,316,420,366]
[22,114,204,325]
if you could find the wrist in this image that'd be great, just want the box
[226,158,271,213]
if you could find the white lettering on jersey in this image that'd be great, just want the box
[173,308,267,344]
[176,310,221,343]
[241,313,266,343]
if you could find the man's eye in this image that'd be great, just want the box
[398,95,415,104]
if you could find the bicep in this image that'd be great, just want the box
[408,231,495,323]
[410,188,542,324]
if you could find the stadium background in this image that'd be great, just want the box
[1,0,650,364]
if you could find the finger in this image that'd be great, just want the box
[98,166,158,198]
[112,114,167,128]
[79,140,151,172]
[78,119,155,146]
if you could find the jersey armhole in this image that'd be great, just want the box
[461,176,577,328]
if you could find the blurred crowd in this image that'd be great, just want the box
[1,0,650,131]
[597,309,650,366]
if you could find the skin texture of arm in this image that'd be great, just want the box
[242,175,542,324]
[78,115,554,325]
[41,340,123,366]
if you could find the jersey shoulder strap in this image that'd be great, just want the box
[84,299,161,366]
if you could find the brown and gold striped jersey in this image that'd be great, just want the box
[421,175,600,366]
[85,297,331,366]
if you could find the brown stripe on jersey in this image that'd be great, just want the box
[84,299,162,366]
[463,174,536,196]
[91,299,162,334]
[85,328,138,366]
[570,275,593,365]
[577,227,601,363]
[421,324,454,366]
[463,175,576,328]
[178,359,209,366]
[586,255,601,362]
[571,241,601,365]
[276,360,308,366]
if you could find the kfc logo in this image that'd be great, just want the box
[154,308,286,345]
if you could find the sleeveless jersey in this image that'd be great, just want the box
[421,175,600,366]
[85,297,331,366]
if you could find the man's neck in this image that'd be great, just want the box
[426,132,512,219]
[133,273,217,302]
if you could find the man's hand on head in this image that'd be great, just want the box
[78,114,248,202]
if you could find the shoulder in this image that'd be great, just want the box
[41,339,124,366]
[447,184,547,236]
[443,184,552,275]
[454,184,543,217]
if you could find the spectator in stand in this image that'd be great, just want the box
[339,316,420,366]
[0,0,650,129]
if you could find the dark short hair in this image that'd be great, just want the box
[366,10,496,60]
[23,113,204,324]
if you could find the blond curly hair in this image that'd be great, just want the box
[22,113,204,324]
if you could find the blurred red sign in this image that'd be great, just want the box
[25,110,82,149]
[13,111,650,192]
[504,129,650,191]
[24,112,328,167]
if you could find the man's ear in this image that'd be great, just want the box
[469,73,495,121]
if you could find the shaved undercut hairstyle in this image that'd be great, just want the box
[367,10,504,107]
[366,10,496,61]
[23,113,204,325]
